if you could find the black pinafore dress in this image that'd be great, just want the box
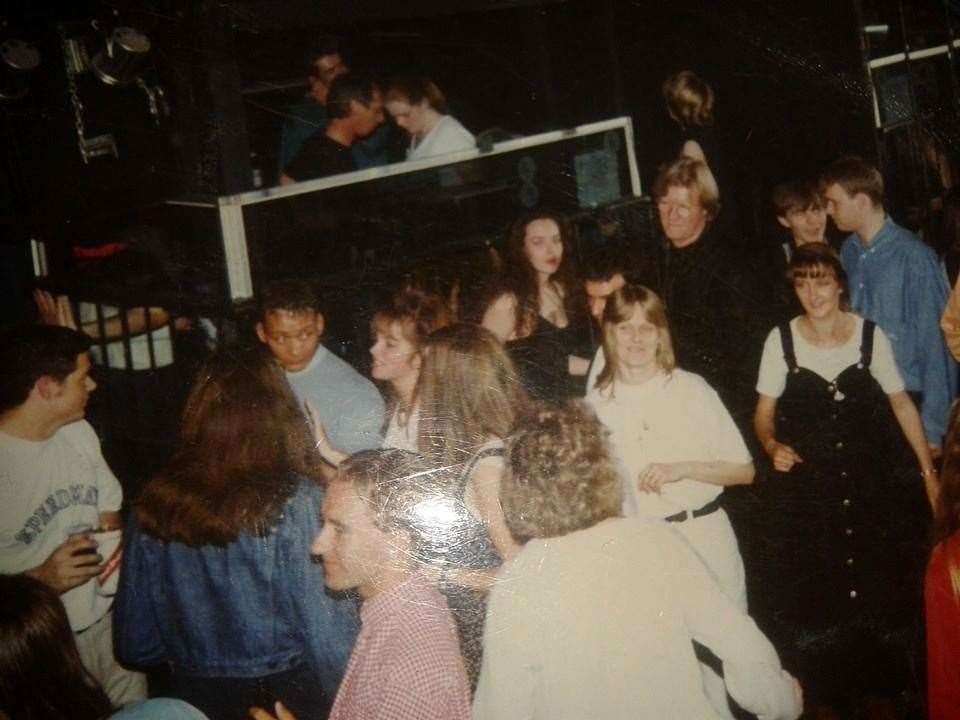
[759,319,927,704]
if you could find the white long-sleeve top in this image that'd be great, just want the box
[473,518,801,720]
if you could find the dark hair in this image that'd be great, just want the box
[772,179,825,217]
[502,210,587,336]
[582,244,629,284]
[385,76,448,114]
[327,73,379,120]
[135,348,321,547]
[0,574,113,720]
[820,155,884,206]
[258,278,320,320]
[502,402,621,543]
[785,241,850,304]
[307,35,343,71]
[0,324,92,414]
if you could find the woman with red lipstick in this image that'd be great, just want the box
[753,242,934,717]
[481,210,594,402]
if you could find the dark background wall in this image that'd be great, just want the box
[2,0,957,322]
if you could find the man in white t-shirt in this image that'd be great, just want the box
[0,324,145,706]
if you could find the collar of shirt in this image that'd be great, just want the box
[360,572,442,627]
[286,343,329,378]
[854,215,895,253]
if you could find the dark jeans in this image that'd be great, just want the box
[167,664,331,720]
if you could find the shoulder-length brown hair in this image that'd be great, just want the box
[135,348,321,547]
[501,210,588,338]
[595,284,676,393]
[416,323,528,468]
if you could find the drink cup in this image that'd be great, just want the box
[91,528,123,597]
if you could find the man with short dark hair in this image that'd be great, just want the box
[281,73,386,185]
[771,179,827,256]
[255,278,384,454]
[251,449,472,720]
[0,324,146,706]
[822,155,956,451]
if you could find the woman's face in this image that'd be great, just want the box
[611,304,661,373]
[370,320,421,387]
[793,268,843,320]
[386,98,431,137]
[522,218,563,279]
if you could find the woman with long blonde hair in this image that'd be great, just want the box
[586,283,753,719]
[415,323,528,687]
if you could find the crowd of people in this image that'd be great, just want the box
[4,58,960,720]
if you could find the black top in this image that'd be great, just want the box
[638,226,768,426]
[283,132,355,182]
[751,319,926,704]
[507,314,596,403]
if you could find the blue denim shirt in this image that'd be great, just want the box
[114,480,358,698]
[841,218,957,444]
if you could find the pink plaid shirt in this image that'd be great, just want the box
[329,574,471,720]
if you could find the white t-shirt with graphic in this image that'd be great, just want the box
[0,420,123,631]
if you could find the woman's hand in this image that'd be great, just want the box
[305,401,347,467]
[249,701,297,720]
[765,440,803,472]
[638,463,685,494]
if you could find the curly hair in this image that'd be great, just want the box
[501,402,621,543]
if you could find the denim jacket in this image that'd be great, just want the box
[114,480,358,698]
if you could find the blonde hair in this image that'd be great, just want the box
[595,284,676,393]
[662,70,715,128]
[416,323,528,468]
[502,402,621,543]
[652,156,721,220]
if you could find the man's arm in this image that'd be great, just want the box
[908,250,957,447]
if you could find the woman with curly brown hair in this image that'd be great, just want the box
[113,349,358,720]
[480,211,595,402]
[473,403,801,720]
[927,401,960,718]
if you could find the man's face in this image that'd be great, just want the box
[311,479,395,599]
[778,204,827,246]
[657,185,709,248]
[256,309,323,372]
[50,353,96,424]
[309,53,348,103]
[823,183,863,233]
[349,89,385,139]
[585,272,626,322]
